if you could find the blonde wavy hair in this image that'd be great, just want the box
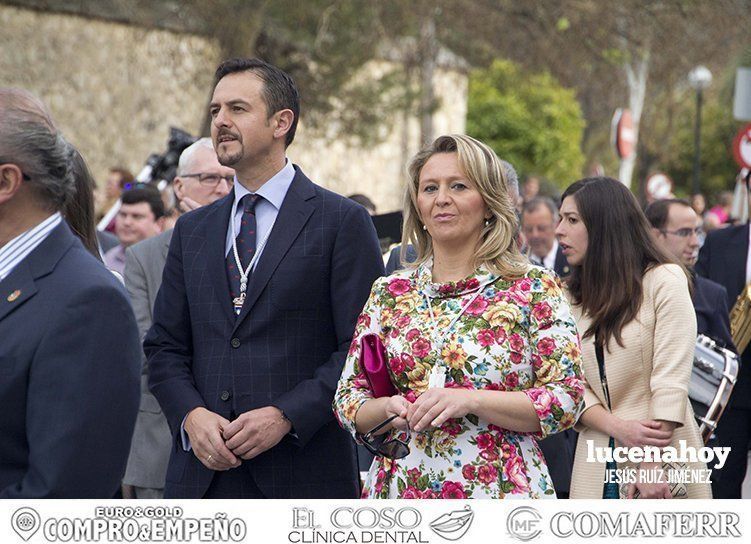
[401,134,530,279]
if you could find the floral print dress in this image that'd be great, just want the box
[334,261,584,499]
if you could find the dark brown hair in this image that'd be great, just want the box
[644,198,692,231]
[109,167,134,189]
[66,149,102,260]
[121,184,165,219]
[562,177,685,347]
[214,57,300,147]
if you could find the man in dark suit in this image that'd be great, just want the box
[696,201,751,498]
[122,138,233,499]
[646,198,734,349]
[0,88,141,498]
[522,197,570,278]
[145,58,384,499]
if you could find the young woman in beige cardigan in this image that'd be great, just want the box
[556,177,711,499]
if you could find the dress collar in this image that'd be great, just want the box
[416,257,498,298]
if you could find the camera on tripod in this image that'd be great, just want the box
[97,127,196,230]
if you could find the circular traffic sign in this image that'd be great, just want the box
[732,123,751,169]
[646,173,674,200]
[611,108,635,159]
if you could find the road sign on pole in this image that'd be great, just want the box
[611,108,635,159]
[732,123,751,169]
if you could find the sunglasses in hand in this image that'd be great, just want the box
[358,414,411,459]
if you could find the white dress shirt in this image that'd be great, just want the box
[532,239,559,270]
[225,160,295,263]
[0,213,62,282]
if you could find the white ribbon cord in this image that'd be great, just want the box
[421,277,495,389]
[230,202,276,293]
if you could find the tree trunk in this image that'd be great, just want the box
[198,0,270,136]
[618,51,649,188]
[419,11,438,146]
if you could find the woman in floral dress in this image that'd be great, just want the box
[333,135,584,499]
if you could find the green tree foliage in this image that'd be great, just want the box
[663,60,748,199]
[467,59,585,186]
[180,0,412,143]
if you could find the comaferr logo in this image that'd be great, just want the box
[503,509,742,540]
[429,506,474,541]
[551,512,741,538]
[507,506,542,541]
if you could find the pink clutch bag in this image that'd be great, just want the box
[360,333,397,398]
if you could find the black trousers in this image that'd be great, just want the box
[539,429,577,498]
[204,463,266,499]
[711,407,751,498]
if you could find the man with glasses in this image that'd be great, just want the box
[122,138,232,499]
[696,186,751,498]
[647,198,733,349]
[172,138,234,213]
[0,88,140,497]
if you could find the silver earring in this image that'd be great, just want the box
[484,218,490,227]
[422,225,427,231]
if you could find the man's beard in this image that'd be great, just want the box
[218,144,243,166]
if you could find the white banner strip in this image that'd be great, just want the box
[1,499,749,544]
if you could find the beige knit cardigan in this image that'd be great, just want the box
[569,264,712,499]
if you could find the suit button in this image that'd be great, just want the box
[220,390,231,402]
[231,338,241,348]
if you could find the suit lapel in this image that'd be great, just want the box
[233,171,316,331]
[0,222,74,322]
[726,224,749,301]
[204,193,236,322]
[161,232,171,262]
[0,261,38,322]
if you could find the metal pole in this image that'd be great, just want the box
[692,88,703,195]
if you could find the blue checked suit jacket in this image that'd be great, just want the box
[145,167,384,498]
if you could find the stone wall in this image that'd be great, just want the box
[0,4,468,213]
[0,4,220,186]
[290,60,468,212]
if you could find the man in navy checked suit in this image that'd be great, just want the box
[145,58,384,498]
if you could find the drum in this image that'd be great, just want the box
[689,335,739,444]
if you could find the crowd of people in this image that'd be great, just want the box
[0,56,748,500]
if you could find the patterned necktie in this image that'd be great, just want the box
[226,193,261,314]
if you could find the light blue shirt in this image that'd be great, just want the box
[181,160,295,452]
[224,160,296,264]
[0,213,62,282]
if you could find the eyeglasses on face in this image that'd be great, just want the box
[358,414,411,460]
[182,173,234,187]
[661,227,703,238]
